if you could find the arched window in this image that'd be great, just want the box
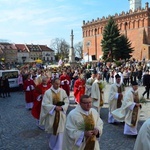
[133,21,135,28]
[95,28,97,35]
[135,20,139,28]
[97,28,100,34]
[90,29,92,36]
[128,22,130,29]
[101,27,103,34]
[86,30,88,37]
[88,30,90,36]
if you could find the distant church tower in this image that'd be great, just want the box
[129,0,142,11]
[69,29,75,62]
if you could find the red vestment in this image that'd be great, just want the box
[74,79,85,103]
[31,83,51,119]
[23,79,36,103]
[60,74,71,96]
[47,78,52,86]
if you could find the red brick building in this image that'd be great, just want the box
[82,2,150,61]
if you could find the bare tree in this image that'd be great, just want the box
[50,38,69,60]
[74,41,83,58]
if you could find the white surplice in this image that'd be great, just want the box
[112,88,141,135]
[62,105,103,150]
[85,77,95,96]
[91,79,105,114]
[134,118,150,150]
[39,86,69,150]
[108,83,124,123]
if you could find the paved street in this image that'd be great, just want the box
[0,85,150,150]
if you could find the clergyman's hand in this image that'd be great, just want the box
[92,128,99,136]
[136,103,141,108]
[84,130,94,138]
[55,106,62,111]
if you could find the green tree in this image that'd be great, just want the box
[116,35,134,60]
[101,17,120,62]
[101,17,134,62]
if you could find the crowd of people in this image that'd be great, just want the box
[7,59,150,149]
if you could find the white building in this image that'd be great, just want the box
[129,0,141,11]
[15,44,30,63]
[40,45,55,62]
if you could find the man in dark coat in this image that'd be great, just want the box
[142,70,150,99]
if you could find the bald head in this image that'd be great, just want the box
[42,76,48,85]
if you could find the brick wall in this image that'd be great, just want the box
[82,3,150,61]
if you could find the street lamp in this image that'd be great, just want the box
[86,42,90,63]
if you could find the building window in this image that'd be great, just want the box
[133,21,135,28]
[86,31,88,37]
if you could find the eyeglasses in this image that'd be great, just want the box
[81,101,92,104]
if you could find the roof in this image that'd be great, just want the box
[26,44,42,52]
[0,43,55,52]
[15,44,29,52]
[39,45,54,52]
[0,43,17,50]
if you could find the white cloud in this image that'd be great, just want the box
[31,16,67,26]
[0,7,50,22]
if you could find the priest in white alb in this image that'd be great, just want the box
[108,74,125,123]
[39,78,69,150]
[91,72,105,114]
[62,95,103,150]
[134,118,150,150]
[112,81,142,135]
[85,70,96,96]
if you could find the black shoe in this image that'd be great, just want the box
[126,134,137,138]
[120,122,125,125]
[109,122,119,125]
[132,135,137,138]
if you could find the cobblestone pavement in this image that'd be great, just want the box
[0,85,150,150]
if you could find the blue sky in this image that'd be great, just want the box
[0,0,148,46]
